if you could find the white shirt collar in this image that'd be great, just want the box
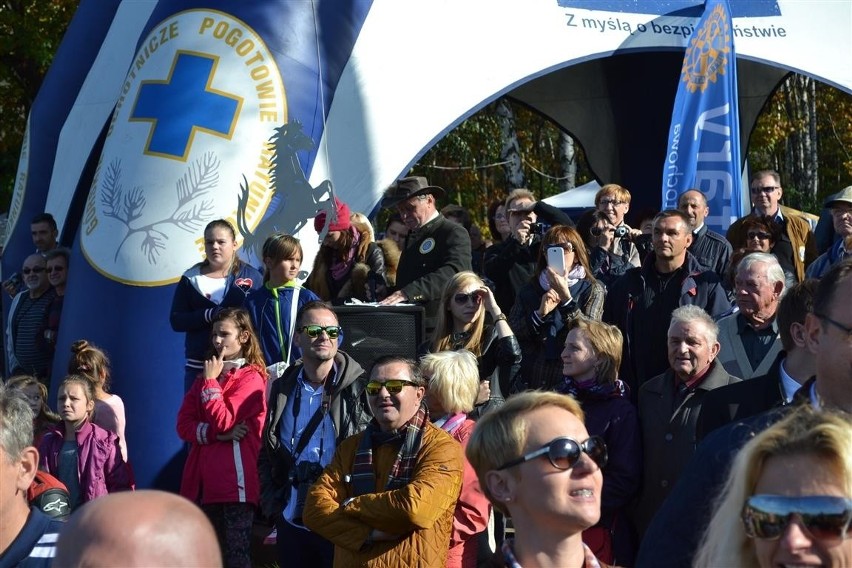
[778,358,801,404]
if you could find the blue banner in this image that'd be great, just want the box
[661,0,743,233]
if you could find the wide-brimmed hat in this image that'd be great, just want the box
[380,176,445,209]
[824,185,852,208]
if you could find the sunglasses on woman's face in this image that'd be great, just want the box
[497,435,608,471]
[742,495,852,541]
[365,379,417,396]
[453,292,482,306]
[299,325,342,339]
[747,231,772,241]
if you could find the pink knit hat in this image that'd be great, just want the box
[314,198,352,233]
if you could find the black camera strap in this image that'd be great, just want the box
[290,370,335,462]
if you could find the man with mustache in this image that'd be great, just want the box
[5,254,56,382]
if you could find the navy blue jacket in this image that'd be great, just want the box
[169,262,262,366]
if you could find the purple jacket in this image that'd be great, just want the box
[38,422,134,504]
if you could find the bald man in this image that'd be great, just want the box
[54,490,222,567]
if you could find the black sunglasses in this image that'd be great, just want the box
[22,267,45,274]
[742,495,852,541]
[747,231,772,240]
[750,185,779,194]
[299,325,342,339]
[497,436,608,471]
[453,292,482,306]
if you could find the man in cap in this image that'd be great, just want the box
[806,185,852,279]
[378,176,471,333]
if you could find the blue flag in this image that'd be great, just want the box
[661,0,743,233]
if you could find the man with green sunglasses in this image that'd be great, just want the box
[258,301,372,568]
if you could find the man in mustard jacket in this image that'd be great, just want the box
[304,355,463,567]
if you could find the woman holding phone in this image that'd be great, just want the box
[509,225,605,391]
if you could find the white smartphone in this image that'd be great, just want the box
[547,246,566,276]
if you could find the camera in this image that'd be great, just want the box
[614,225,630,238]
[290,461,324,523]
[529,222,550,237]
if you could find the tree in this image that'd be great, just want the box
[0,0,78,211]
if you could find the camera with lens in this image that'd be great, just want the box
[529,222,550,237]
[289,461,324,523]
[614,225,630,238]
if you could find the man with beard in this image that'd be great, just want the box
[715,253,785,380]
[258,301,372,568]
[5,255,57,381]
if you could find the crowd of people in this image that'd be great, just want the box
[2,172,851,568]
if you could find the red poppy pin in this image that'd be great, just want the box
[687,287,697,297]
[235,278,254,293]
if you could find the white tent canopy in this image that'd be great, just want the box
[541,180,602,209]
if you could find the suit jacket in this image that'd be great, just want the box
[696,352,789,441]
[395,214,472,332]
[634,362,740,536]
[715,312,783,380]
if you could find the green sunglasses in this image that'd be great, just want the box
[299,325,342,339]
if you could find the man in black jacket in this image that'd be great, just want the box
[378,176,471,333]
[259,301,371,568]
[677,189,732,283]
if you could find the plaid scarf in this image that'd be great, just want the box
[350,404,429,497]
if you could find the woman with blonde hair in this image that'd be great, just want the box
[466,391,612,567]
[6,374,61,447]
[694,407,852,568]
[559,319,641,565]
[420,350,491,568]
[510,224,606,391]
[306,197,387,302]
[421,271,521,415]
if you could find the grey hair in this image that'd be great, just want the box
[0,384,35,463]
[737,252,786,296]
[669,304,719,345]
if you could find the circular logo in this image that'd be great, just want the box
[419,238,436,254]
[680,4,731,94]
[81,9,287,285]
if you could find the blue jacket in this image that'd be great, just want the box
[169,262,262,366]
[245,282,320,366]
[0,508,64,567]
[805,237,849,279]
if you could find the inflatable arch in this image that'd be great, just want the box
[2,0,849,488]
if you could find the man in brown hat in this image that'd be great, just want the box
[378,176,471,333]
[806,185,852,279]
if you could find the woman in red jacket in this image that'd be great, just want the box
[177,307,267,568]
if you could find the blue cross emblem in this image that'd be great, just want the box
[131,51,243,160]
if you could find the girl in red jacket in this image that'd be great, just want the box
[177,307,268,568]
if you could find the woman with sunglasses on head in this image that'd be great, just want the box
[558,319,641,566]
[420,271,521,415]
[509,225,606,392]
[43,247,70,374]
[420,350,491,568]
[695,407,852,568]
[466,391,612,567]
[171,219,262,391]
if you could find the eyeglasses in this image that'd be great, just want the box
[750,185,779,194]
[494,212,507,220]
[598,199,625,207]
[548,242,575,252]
[22,267,45,274]
[46,266,65,273]
[590,226,615,237]
[747,231,772,240]
[299,325,342,339]
[453,292,482,306]
[365,379,418,396]
[815,313,852,336]
[497,436,608,471]
[742,495,852,541]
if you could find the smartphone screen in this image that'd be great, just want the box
[547,246,566,276]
